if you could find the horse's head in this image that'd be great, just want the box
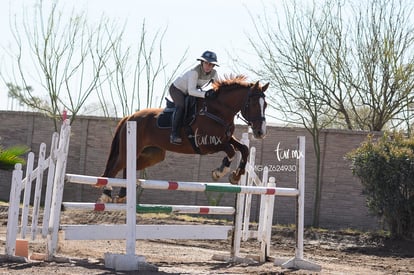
[210,75,269,138]
[240,81,269,139]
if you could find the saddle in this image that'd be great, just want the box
[156,96,197,129]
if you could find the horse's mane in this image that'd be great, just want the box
[212,74,250,91]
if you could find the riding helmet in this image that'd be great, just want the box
[197,51,219,66]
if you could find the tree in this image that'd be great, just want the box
[2,1,121,130]
[96,21,188,117]
[6,83,37,111]
[241,0,414,227]
[344,0,414,131]
[241,0,338,227]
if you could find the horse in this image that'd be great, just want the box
[98,75,269,203]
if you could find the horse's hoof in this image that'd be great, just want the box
[96,193,112,203]
[229,172,240,185]
[211,169,220,181]
[112,196,127,204]
[212,166,230,181]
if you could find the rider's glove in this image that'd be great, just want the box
[204,89,218,99]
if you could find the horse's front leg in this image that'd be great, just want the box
[212,143,235,182]
[211,138,249,184]
[228,137,249,184]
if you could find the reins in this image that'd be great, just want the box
[196,84,265,135]
[240,90,266,126]
[198,104,234,137]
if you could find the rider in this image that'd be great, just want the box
[169,50,220,144]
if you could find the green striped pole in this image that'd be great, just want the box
[62,202,235,215]
[140,180,299,197]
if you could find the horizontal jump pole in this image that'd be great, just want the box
[65,174,127,187]
[141,180,299,197]
[62,202,235,215]
[65,174,299,197]
[61,224,232,240]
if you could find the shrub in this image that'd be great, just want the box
[346,132,414,239]
[0,144,29,170]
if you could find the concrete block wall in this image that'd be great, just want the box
[0,111,380,230]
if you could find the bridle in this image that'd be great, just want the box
[197,85,266,136]
[238,88,266,126]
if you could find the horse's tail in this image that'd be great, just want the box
[101,116,129,177]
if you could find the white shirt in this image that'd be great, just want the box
[173,65,218,98]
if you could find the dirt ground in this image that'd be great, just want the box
[0,205,413,275]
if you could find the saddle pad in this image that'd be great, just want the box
[157,111,173,129]
[156,96,197,129]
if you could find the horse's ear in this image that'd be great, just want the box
[262,82,270,92]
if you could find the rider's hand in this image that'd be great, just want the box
[205,89,218,99]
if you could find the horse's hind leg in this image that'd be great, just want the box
[113,147,166,203]
[111,168,127,203]
[100,187,114,202]
[97,163,125,203]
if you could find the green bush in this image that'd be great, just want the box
[346,132,414,239]
[0,145,29,170]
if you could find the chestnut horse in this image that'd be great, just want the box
[98,75,269,202]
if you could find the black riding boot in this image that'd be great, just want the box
[170,107,184,144]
